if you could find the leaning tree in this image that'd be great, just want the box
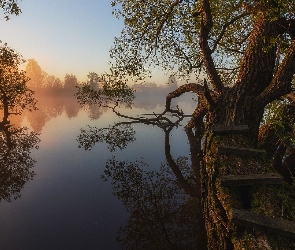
[109,0,295,138]
[77,0,295,248]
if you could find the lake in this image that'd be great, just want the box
[0,90,198,249]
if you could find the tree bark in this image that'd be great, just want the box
[161,4,295,247]
[199,15,295,248]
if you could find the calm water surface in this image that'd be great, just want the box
[0,93,196,249]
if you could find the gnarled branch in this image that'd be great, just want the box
[199,0,224,94]
[256,41,295,107]
[164,82,204,113]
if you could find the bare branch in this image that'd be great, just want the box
[164,83,204,113]
[215,67,240,71]
[222,47,245,54]
[109,104,178,128]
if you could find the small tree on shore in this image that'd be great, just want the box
[0,43,36,123]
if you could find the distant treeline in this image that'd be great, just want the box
[26,59,179,97]
[26,59,78,96]
[22,59,194,131]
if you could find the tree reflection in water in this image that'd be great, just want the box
[78,123,136,152]
[102,158,199,249]
[0,44,40,202]
[0,121,40,202]
[78,105,207,249]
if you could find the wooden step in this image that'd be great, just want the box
[232,209,295,239]
[220,173,282,186]
[212,125,249,134]
[218,145,267,158]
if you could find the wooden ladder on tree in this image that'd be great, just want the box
[212,124,295,239]
[232,209,295,239]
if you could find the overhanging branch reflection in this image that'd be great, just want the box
[77,104,207,248]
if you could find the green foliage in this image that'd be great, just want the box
[261,100,295,149]
[107,0,295,88]
[75,72,135,107]
[262,100,288,126]
[0,0,21,20]
[111,0,204,81]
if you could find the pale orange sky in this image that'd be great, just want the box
[0,0,171,84]
[0,1,124,82]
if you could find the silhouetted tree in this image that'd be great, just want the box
[87,72,104,90]
[26,59,45,89]
[64,74,78,95]
[0,43,37,123]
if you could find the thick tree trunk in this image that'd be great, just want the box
[201,128,235,250]
[185,127,207,249]
[197,15,295,249]
[209,17,280,142]
[163,6,295,248]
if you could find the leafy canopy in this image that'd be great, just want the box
[110,0,295,83]
[0,43,37,117]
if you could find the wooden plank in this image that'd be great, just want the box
[140,113,192,117]
[212,125,249,134]
[220,173,282,186]
[232,209,295,239]
[218,145,267,158]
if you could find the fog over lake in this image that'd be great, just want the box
[0,89,198,250]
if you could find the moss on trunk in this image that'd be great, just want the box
[202,127,295,249]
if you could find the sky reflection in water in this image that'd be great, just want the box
[0,92,196,250]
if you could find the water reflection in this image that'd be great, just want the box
[0,121,40,202]
[102,158,200,249]
[78,123,136,152]
[0,45,40,202]
[78,104,207,249]
[0,57,203,248]
[19,87,173,133]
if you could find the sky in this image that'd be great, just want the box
[0,0,129,82]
